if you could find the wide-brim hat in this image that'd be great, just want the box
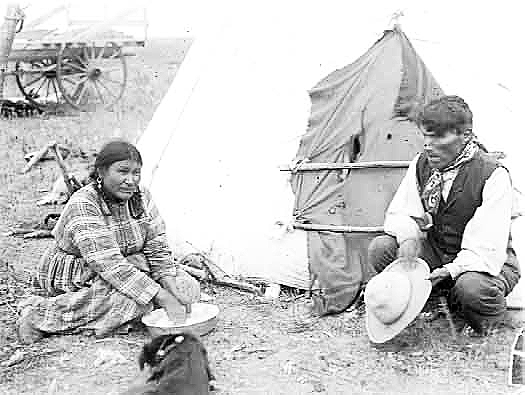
[365,257,432,343]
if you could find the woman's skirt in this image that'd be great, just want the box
[28,246,155,336]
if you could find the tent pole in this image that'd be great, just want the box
[293,223,384,234]
[280,160,410,172]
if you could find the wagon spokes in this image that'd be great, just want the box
[73,54,89,69]
[75,83,90,105]
[14,40,127,112]
[57,41,127,111]
[15,57,61,110]
[67,62,87,73]
[92,81,106,104]
[44,78,51,99]
[51,78,60,104]
[23,75,46,89]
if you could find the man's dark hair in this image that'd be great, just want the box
[416,95,473,136]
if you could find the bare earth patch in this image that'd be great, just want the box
[0,38,523,395]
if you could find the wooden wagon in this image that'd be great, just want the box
[4,5,147,111]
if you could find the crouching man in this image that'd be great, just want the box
[367,95,520,335]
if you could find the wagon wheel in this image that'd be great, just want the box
[56,42,127,111]
[15,58,62,110]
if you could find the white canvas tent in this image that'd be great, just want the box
[137,1,525,303]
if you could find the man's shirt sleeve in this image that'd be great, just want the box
[383,155,426,244]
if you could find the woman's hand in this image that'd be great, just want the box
[154,288,187,324]
[160,270,201,314]
[126,253,149,272]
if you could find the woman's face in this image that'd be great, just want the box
[100,159,141,201]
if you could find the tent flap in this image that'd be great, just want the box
[292,27,443,314]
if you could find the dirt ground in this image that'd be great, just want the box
[0,37,524,395]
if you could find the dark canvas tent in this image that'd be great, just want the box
[290,26,443,314]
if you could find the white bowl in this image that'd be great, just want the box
[141,303,219,337]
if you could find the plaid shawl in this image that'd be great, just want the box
[29,183,184,335]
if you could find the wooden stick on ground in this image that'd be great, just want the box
[0,348,65,369]
[178,263,263,296]
[22,141,56,173]
[22,229,53,239]
[52,143,81,196]
[212,277,264,296]
[178,263,207,280]
[4,228,52,238]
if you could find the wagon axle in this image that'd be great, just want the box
[88,67,102,79]
[43,69,57,79]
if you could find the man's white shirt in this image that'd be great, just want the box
[384,154,513,279]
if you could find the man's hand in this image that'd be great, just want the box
[427,267,451,287]
[398,238,420,260]
[154,288,187,324]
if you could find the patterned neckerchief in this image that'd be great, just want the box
[420,140,479,215]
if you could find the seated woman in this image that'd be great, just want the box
[18,140,200,344]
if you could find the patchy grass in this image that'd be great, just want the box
[0,37,524,395]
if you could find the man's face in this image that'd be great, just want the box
[420,127,467,170]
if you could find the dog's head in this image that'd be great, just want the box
[138,332,214,385]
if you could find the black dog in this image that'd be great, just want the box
[122,332,214,395]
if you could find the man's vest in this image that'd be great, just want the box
[416,150,506,264]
